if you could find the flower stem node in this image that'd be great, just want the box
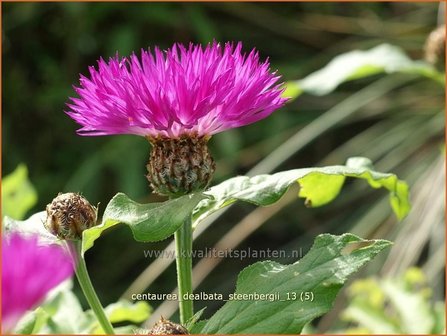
[45,192,98,240]
[148,316,189,335]
[147,135,215,196]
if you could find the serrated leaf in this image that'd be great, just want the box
[2,164,38,220]
[284,44,444,99]
[193,157,410,227]
[192,233,392,334]
[81,192,207,255]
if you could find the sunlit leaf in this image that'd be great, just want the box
[192,233,391,334]
[105,300,151,324]
[193,157,410,227]
[90,300,152,334]
[2,164,38,220]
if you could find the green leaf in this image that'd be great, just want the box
[82,192,207,255]
[282,81,302,99]
[17,281,93,334]
[105,300,151,324]
[13,281,94,334]
[192,233,391,334]
[194,157,410,227]
[42,290,91,334]
[90,300,152,334]
[2,164,38,220]
[284,44,444,99]
[185,307,206,331]
[432,302,446,334]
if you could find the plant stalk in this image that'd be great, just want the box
[174,216,194,325]
[72,241,115,334]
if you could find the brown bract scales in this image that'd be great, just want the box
[45,192,98,240]
[146,135,215,197]
[148,316,189,335]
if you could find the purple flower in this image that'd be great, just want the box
[2,233,74,332]
[66,42,287,138]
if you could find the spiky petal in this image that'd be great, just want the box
[66,42,287,138]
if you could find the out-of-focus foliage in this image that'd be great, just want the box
[332,268,445,334]
[13,282,151,334]
[284,43,444,99]
[2,165,38,220]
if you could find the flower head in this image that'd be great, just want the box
[66,42,287,138]
[66,42,287,196]
[2,233,74,332]
[45,192,98,240]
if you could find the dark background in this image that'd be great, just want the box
[3,2,444,331]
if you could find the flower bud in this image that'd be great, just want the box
[44,193,97,240]
[146,135,215,197]
[148,316,188,335]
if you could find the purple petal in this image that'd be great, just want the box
[66,42,288,138]
[2,233,74,332]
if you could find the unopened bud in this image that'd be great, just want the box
[45,193,97,240]
[146,135,215,197]
[148,316,189,335]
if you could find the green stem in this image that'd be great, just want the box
[175,216,194,325]
[72,241,115,334]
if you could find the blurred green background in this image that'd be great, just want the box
[3,2,445,333]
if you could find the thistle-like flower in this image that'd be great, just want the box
[2,233,74,332]
[66,42,287,196]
